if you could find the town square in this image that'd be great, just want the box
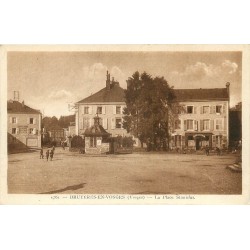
[6,50,242,195]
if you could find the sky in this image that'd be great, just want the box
[7,51,242,117]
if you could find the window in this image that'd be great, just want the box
[84,106,89,114]
[116,106,121,114]
[90,137,97,147]
[216,105,222,114]
[12,117,17,123]
[12,128,17,134]
[115,118,122,129]
[97,106,102,114]
[83,118,90,128]
[203,106,209,114]
[187,120,193,130]
[187,106,193,114]
[203,120,210,130]
[30,118,34,124]
[215,119,223,130]
[29,128,36,134]
[174,119,181,129]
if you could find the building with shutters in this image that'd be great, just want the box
[75,71,129,138]
[170,83,230,150]
[7,100,42,151]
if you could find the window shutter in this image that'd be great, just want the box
[9,117,12,123]
[195,120,198,131]
[200,107,203,114]
[194,106,197,114]
[111,118,115,129]
[210,106,213,114]
[113,106,116,114]
[212,106,216,114]
[79,118,83,129]
[184,120,187,131]
[200,120,204,131]
[27,117,30,124]
[16,128,19,134]
[102,106,106,114]
[33,128,37,135]
[89,106,92,115]
[103,118,108,129]
[210,119,214,131]
[34,118,36,124]
[222,104,226,114]
[16,117,18,124]
[89,118,93,127]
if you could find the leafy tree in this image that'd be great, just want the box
[123,71,178,150]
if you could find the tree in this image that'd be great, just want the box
[123,71,177,150]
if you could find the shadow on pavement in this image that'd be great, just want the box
[40,183,86,194]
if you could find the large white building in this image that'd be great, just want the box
[170,83,230,150]
[75,71,129,137]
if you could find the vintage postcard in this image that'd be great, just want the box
[0,45,249,204]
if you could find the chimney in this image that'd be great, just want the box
[106,71,110,90]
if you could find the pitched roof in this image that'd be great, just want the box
[7,100,41,114]
[77,84,125,104]
[84,124,111,137]
[173,88,229,102]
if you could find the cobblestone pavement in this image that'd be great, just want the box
[7,148,242,194]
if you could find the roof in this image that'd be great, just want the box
[77,84,125,104]
[173,88,229,102]
[84,124,111,137]
[7,100,41,114]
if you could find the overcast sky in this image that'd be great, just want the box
[8,51,241,117]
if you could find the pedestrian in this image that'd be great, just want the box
[40,147,44,159]
[50,149,54,161]
[52,145,55,153]
[216,147,221,156]
[205,145,210,156]
[62,141,65,150]
[46,149,49,161]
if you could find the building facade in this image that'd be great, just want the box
[170,83,230,150]
[75,71,129,138]
[7,100,42,150]
[76,72,230,151]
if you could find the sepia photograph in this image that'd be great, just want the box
[0,45,248,204]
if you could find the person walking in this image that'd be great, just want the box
[40,147,44,159]
[50,149,54,161]
[46,149,50,161]
[205,145,210,156]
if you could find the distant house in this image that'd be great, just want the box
[7,100,42,151]
[47,125,65,146]
[75,71,129,138]
[170,83,230,150]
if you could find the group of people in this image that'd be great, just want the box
[40,146,55,161]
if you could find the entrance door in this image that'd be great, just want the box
[195,138,201,150]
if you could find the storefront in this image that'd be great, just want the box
[185,132,212,150]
